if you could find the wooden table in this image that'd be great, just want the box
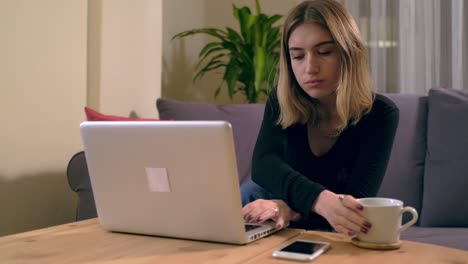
[0,219,301,264]
[248,231,468,264]
[1,219,467,264]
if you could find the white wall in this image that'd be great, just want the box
[0,0,87,235]
[0,0,162,236]
[90,0,162,118]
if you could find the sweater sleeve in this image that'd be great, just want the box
[344,95,399,197]
[251,93,326,217]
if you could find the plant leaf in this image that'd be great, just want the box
[225,27,244,47]
[214,85,222,98]
[254,46,266,93]
[194,62,226,81]
[263,15,282,30]
[223,61,241,99]
[255,0,261,14]
[197,46,226,70]
[198,42,222,58]
[234,6,256,43]
[172,28,227,41]
[172,0,282,103]
[194,53,227,81]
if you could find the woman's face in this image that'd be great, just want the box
[288,22,341,103]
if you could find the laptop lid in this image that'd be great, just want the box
[80,121,275,244]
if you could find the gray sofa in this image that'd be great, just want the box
[67,87,468,250]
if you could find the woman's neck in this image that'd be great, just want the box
[315,96,338,123]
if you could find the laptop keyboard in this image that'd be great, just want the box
[245,224,261,232]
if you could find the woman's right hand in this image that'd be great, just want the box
[242,199,300,229]
[313,190,372,236]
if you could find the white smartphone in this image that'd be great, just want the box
[272,239,331,262]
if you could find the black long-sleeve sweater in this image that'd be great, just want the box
[252,91,399,230]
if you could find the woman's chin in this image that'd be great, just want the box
[305,90,325,100]
[303,90,337,103]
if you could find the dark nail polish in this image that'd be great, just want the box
[363,221,372,228]
[246,216,252,222]
[361,227,368,233]
[357,205,364,210]
[256,217,262,222]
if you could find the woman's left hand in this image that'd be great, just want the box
[313,190,370,236]
[242,199,300,229]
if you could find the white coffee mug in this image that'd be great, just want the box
[357,197,418,244]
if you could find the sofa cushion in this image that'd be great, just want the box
[85,107,160,121]
[401,226,468,251]
[156,98,265,184]
[378,94,427,223]
[420,88,468,227]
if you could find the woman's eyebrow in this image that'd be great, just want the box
[314,40,334,48]
[289,40,334,51]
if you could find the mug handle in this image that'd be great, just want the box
[399,206,419,233]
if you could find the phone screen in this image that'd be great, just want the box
[279,241,327,254]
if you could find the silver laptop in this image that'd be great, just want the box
[80,120,279,244]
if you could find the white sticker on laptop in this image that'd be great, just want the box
[145,167,171,192]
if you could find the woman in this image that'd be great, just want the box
[241,0,399,237]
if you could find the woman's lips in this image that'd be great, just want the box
[305,80,323,88]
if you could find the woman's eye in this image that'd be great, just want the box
[291,54,304,60]
[318,50,332,55]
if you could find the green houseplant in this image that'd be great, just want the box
[172,0,282,103]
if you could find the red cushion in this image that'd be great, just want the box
[84,107,160,121]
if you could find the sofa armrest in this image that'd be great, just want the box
[66,151,97,221]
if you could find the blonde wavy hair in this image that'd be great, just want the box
[277,0,374,129]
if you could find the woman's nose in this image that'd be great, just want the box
[305,55,319,74]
